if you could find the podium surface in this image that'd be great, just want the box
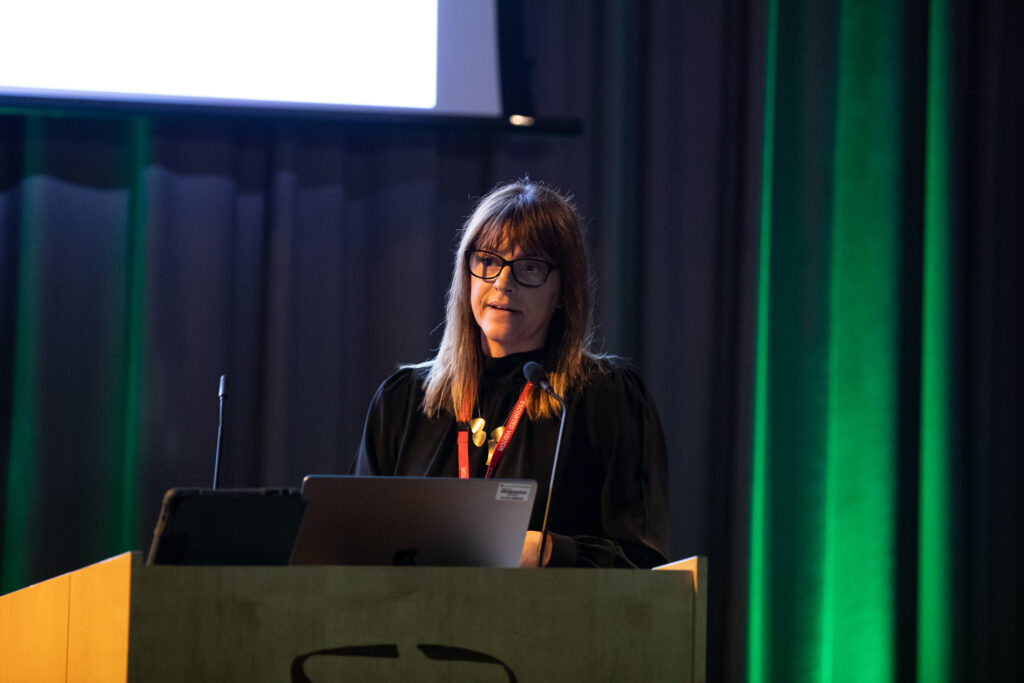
[1,552,706,682]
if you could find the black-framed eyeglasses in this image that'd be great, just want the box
[465,249,557,288]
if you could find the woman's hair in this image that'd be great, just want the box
[421,179,598,420]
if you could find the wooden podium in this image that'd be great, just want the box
[1,552,706,682]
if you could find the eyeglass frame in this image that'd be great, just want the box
[464,248,558,288]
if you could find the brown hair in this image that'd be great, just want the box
[420,180,599,420]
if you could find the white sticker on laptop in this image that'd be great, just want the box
[496,482,532,502]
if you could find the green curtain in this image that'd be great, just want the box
[1,117,149,592]
[748,0,952,680]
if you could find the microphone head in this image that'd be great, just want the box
[218,374,229,399]
[523,361,548,387]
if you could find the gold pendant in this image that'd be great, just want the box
[486,427,504,465]
[470,417,487,447]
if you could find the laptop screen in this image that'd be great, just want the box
[146,487,306,565]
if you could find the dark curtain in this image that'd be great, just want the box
[945,0,1024,676]
[1,1,1021,681]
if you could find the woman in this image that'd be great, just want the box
[352,180,670,568]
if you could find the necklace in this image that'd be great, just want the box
[469,412,506,461]
[457,382,533,479]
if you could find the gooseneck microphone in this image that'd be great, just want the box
[523,361,567,567]
[212,374,228,489]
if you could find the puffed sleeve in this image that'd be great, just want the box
[545,364,671,568]
[350,368,418,476]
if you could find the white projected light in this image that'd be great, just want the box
[0,0,501,116]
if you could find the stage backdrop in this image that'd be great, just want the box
[1,1,1021,681]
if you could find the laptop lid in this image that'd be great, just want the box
[146,487,307,566]
[289,475,537,568]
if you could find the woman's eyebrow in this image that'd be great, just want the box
[479,245,546,259]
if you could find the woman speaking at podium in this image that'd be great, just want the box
[352,180,670,568]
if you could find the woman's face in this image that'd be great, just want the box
[469,242,561,357]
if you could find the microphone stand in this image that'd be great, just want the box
[523,361,567,568]
[537,393,567,567]
[212,374,227,489]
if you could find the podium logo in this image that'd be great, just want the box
[291,644,517,682]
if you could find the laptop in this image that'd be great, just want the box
[289,475,537,568]
[146,487,307,566]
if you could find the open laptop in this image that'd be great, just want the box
[146,487,306,565]
[289,475,537,568]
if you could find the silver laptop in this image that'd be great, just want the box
[289,475,537,568]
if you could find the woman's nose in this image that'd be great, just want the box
[492,264,516,290]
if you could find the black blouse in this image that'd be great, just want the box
[351,351,670,568]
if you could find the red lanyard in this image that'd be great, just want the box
[458,382,533,479]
